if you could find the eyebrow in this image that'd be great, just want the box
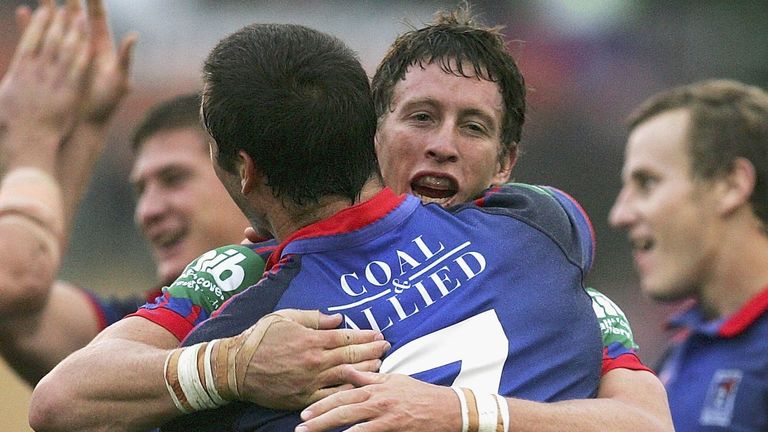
[400,97,499,127]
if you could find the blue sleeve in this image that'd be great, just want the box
[467,182,595,275]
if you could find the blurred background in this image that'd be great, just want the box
[1,0,766,429]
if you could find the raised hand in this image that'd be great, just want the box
[78,0,137,124]
[0,0,92,172]
[15,0,137,125]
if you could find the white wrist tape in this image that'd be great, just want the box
[451,386,470,432]
[203,340,227,406]
[163,341,230,413]
[163,350,191,414]
[475,392,499,432]
[494,394,510,432]
[451,387,509,432]
[177,343,218,411]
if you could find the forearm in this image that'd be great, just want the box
[0,168,63,316]
[56,123,110,242]
[29,319,183,432]
[504,397,671,432]
[299,368,673,432]
[505,368,671,432]
[0,282,103,385]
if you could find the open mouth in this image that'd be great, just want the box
[151,227,187,253]
[631,237,654,252]
[411,175,458,206]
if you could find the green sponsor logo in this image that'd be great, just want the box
[587,287,638,350]
[166,245,267,314]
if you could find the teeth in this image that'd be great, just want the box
[416,194,451,205]
[415,176,454,189]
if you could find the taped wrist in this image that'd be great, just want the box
[451,387,509,432]
[0,168,63,238]
[163,313,291,412]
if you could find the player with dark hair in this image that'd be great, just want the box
[32,20,602,432]
[0,3,379,412]
[610,79,768,432]
[163,20,601,432]
[31,5,672,432]
[297,7,671,431]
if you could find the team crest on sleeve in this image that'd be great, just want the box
[587,288,637,349]
[166,245,265,313]
[699,369,742,427]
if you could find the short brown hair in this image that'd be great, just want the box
[628,79,768,224]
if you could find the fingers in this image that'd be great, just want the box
[315,311,343,330]
[243,226,262,243]
[306,383,355,405]
[339,365,383,387]
[15,4,53,59]
[64,0,82,20]
[299,385,372,428]
[312,360,382,394]
[324,327,387,350]
[116,32,139,75]
[86,0,105,19]
[86,0,113,52]
[14,6,32,33]
[271,309,321,329]
[40,8,68,60]
[347,359,383,375]
[67,14,92,83]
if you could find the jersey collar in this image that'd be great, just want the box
[668,285,768,338]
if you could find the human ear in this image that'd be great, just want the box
[717,157,756,215]
[492,145,518,185]
[237,150,261,195]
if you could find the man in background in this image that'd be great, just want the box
[1,0,375,394]
[610,79,768,432]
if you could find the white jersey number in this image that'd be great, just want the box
[379,309,508,393]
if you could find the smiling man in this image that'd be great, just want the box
[609,79,768,432]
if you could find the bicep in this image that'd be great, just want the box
[0,281,101,384]
[93,315,181,349]
[598,368,673,430]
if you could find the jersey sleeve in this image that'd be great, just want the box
[81,289,149,330]
[587,287,654,375]
[472,183,595,275]
[128,242,274,341]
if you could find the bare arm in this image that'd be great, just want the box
[0,0,88,323]
[30,310,391,432]
[15,0,137,247]
[29,317,181,432]
[0,0,136,386]
[0,282,102,384]
[297,367,673,432]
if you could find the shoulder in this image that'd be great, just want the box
[463,183,595,271]
[164,243,271,312]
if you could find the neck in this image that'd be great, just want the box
[266,176,384,242]
[699,215,768,319]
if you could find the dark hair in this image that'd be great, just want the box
[131,93,204,152]
[201,23,377,206]
[628,79,768,225]
[372,4,525,161]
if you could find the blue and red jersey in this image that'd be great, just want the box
[657,286,768,432]
[162,184,604,431]
[127,241,277,340]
